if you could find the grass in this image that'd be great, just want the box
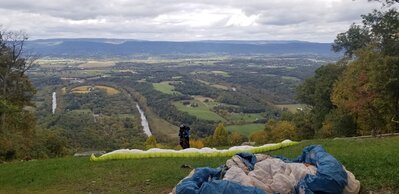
[225,113,264,123]
[0,157,228,194]
[152,82,181,95]
[0,137,398,193]
[173,100,226,122]
[226,123,265,137]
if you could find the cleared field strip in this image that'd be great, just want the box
[71,85,120,95]
[152,81,182,95]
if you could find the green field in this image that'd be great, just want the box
[225,113,264,123]
[152,82,181,95]
[226,123,265,137]
[275,104,306,113]
[173,100,225,122]
[1,137,398,193]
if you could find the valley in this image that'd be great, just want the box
[28,52,334,152]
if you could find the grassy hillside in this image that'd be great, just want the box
[0,137,398,193]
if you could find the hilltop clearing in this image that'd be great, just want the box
[0,137,397,193]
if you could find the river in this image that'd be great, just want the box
[52,92,56,114]
[136,104,152,137]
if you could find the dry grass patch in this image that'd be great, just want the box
[71,85,120,95]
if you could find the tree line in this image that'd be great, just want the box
[286,4,399,139]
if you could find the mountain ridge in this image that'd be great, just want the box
[26,38,339,57]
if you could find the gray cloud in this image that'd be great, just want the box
[0,0,383,42]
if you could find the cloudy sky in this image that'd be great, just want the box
[0,0,384,42]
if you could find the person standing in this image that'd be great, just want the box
[179,124,190,149]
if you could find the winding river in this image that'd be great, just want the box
[136,104,152,137]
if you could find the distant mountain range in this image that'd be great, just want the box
[26,39,339,57]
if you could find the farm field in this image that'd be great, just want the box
[152,81,181,95]
[78,61,116,68]
[70,85,120,95]
[225,113,264,123]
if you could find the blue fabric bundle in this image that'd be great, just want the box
[175,167,267,194]
[175,145,349,194]
[293,145,348,194]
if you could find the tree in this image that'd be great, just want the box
[291,110,315,140]
[249,130,268,145]
[0,30,36,160]
[332,24,371,57]
[212,123,228,146]
[320,109,356,138]
[229,131,246,146]
[362,9,399,56]
[369,0,399,6]
[332,8,399,57]
[269,121,297,142]
[0,30,36,130]
[296,63,346,132]
[332,48,399,134]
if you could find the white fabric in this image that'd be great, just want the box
[343,167,361,194]
[224,157,317,194]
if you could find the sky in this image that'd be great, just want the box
[0,0,385,42]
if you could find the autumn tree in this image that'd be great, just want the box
[229,131,246,145]
[332,49,399,134]
[296,4,398,138]
[268,120,297,142]
[0,29,37,160]
[212,123,228,146]
[249,130,268,145]
[331,6,399,134]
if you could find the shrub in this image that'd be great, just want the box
[229,132,247,146]
[270,121,297,142]
[249,131,268,145]
[144,136,157,149]
[190,139,205,148]
[212,123,228,146]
